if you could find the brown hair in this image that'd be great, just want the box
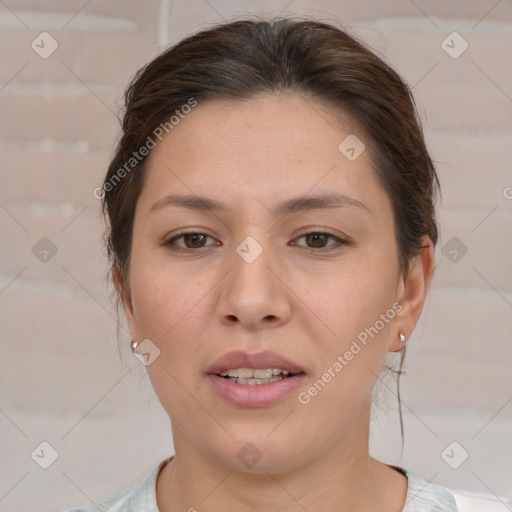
[104,16,439,298]
[102,16,440,443]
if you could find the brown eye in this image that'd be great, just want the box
[163,232,216,252]
[181,233,208,248]
[305,233,330,249]
[295,231,348,250]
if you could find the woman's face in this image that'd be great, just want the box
[123,93,414,471]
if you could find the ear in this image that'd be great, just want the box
[113,265,137,338]
[389,235,435,352]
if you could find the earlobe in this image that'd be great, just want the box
[389,235,435,353]
[388,331,407,353]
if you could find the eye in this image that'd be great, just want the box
[163,231,217,252]
[163,230,349,253]
[293,231,348,250]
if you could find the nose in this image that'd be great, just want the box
[216,238,293,331]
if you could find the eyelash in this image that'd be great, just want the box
[162,230,350,253]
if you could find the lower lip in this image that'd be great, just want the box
[208,374,306,407]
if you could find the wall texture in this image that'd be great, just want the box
[0,1,511,511]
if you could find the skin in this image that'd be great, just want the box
[117,93,435,511]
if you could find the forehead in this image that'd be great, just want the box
[150,93,361,163]
[137,93,389,219]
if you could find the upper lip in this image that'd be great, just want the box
[206,350,305,375]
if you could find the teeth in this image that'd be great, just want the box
[219,368,291,379]
[236,376,285,385]
[253,368,273,378]
[218,368,295,385]
[237,368,254,379]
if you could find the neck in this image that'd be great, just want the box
[156,409,407,512]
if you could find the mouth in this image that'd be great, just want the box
[206,351,306,407]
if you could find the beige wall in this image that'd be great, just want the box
[1,1,511,510]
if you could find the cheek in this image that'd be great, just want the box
[312,254,398,372]
[128,267,208,417]
[129,275,167,337]
[323,260,395,325]
[297,278,397,425]
[128,239,197,335]
[128,259,213,384]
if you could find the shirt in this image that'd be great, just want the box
[62,456,471,511]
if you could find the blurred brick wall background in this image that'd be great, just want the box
[0,1,511,510]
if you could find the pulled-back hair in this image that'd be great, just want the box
[103,17,439,300]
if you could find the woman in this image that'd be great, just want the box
[64,16,468,512]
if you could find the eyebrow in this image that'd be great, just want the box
[149,192,372,217]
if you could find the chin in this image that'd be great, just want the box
[209,433,308,475]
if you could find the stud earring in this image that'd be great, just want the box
[130,340,138,353]
[399,332,406,343]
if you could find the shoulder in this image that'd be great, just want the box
[452,490,512,512]
[401,468,508,512]
[60,457,171,512]
[60,486,132,512]
[402,469,458,511]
